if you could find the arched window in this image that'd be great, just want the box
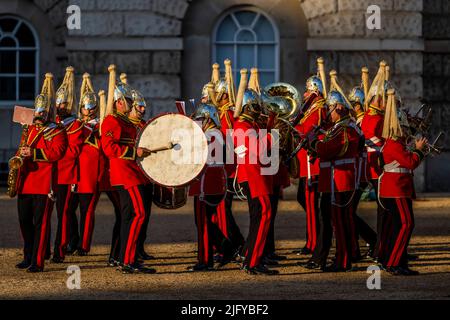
[0,16,39,108]
[212,7,279,87]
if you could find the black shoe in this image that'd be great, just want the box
[66,245,77,255]
[292,249,301,254]
[298,247,312,255]
[352,255,364,263]
[248,264,279,276]
[16,260,31,269]
[122,264,156,274]
[215,255,233,268]
[27,265,44,273]
[51,256,64,264]
[385,266,403,276]
[299,260,325,270]
[76,249,88,256]
[187,263,214,272]
[136,251,155,260]
[267,253,287,261]
[407,253,419,261]
[107,258,119,267]
[399,266,419,276]
[322,263,352,273]
[262,257,279,266]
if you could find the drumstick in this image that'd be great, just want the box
[143,142,178,155]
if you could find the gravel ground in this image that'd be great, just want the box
[1,194,449,300]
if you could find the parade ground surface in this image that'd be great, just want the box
[1,189,449,300]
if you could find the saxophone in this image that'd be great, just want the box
[7,125,30,198]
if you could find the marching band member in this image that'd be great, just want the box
[127,87,155,261]
[379,89,426,276]
[361,61,389,261]
[211,60,245,256]
[52,67,85,263]
[348,68,377,259]
[96,90,123,267]
[16,74,68,272]
[232,69,278,275]
[101,65,155,274]
[187,103,233,271]
[69,73,102,256]
[294,60,328,256]
[248,68,289,263]
[305,90,362,272]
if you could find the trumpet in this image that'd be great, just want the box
[7,125,30,198]
[406,131,445,157]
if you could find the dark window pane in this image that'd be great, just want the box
[19,77,35,100]
[19,51,35,73]
[236,30,255,42]
[15,23,35,47]
[259,72,275,87]
[0,51,16,73]
[254,16,275,41]
[0,18,18,33]
[234,11,257,27]
[0,37,17,47]
[216,44,234,67]
[0,77,17,100]
[237,44,255,69]
[216,15,237,42]
[258,45,275,69]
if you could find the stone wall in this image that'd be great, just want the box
[423,0,450,192]
[66,0,188,118]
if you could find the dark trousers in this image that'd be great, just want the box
[194,195,232,266]
[216,178,245,251]
[18,194,54,268]
[263,186,281,256]
[241,182,272,268]
[353,182,377,252]
[117,184,152,266]
[311,193,332,265]
[54,184,76,259]
[107,190,122,261]
[68,192,100,252]
[381,198,413,267]
[136,183,153,254]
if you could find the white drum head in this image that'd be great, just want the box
[137,113,208,187]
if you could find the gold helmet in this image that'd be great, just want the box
[34,73,55,123]
[78,73,97,117]
[56,66,76,113]
[106,64,133,116]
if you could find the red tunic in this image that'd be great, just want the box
[101,113,147,189]
[361,106,384,180]
[295,97,327,178]
[312,117,361,193]
[233,118,273,198]
[189,128,227,196]
[77,119,103,193]
[379,138,423,198]
[18,123,68,195]
[56,117,84,185]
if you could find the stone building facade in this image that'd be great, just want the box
[0,0,449,191]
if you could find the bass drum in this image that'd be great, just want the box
[152,185,187,210]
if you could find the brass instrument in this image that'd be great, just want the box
[259,82,303,177]
[7,125,30,198]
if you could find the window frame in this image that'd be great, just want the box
[0,15,40,109]
[212,6,280,86]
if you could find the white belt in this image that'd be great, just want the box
[367,147,380,153]
[320,158,355,168]
[384,167,411,174]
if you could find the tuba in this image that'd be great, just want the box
[7,125,30,198]
[260,82,303,177]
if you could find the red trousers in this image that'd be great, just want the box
[241,182,272,268]
[297,177,320,251]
